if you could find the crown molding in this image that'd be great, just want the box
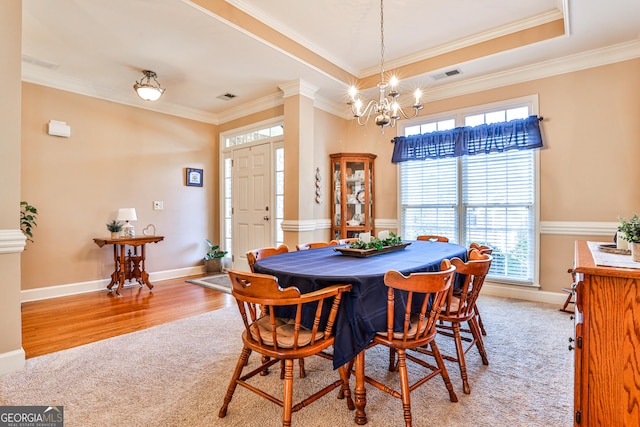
[425,39,640,103]
[22,37,640,126]
[21,63,218,124]
[362,9,565,76]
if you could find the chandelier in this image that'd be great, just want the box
[133,70,165,101]
[348,0,423,133]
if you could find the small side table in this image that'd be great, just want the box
[93,235,164,296]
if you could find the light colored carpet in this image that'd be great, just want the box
[0,296,573,426]
[186,274,231,294]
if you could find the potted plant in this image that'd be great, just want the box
[204,239,228,273]
[618,214,640,262]
[20,201,38,244]
[106,220,123,239]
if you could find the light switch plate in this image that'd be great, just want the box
[153,201,163,210]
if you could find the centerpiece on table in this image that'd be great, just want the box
[334,231,411,257]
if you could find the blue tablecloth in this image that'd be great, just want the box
[253,240,467,368]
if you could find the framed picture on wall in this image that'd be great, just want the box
[186,168,203,187]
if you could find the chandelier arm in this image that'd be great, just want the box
[351,99,379,119]
[395,105,422,120]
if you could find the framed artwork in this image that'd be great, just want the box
[186,168,203,187]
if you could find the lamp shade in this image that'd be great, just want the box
[116,208,137,222]
[135,85,163,101]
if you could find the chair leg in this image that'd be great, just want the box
[429,341,458,402]
[260,355,270,375]
[475,304,486,336]
[469,317,489,365]
[280,358,306,379]
[452,322,470,394]
[219,346,251,418]
[282,359,294,427]
[299,357,306,378]
[338,359,355,400]
[337,364,355,410]
[396,349,412,427]
[388,348,397,371]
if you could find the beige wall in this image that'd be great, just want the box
[0,0,25,373]
[20,84,218,290]
[13,43,640,300]
[345,58,640,294]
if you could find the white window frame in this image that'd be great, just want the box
[219,117,284,265]
[397,95,540,288]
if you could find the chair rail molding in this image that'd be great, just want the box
[281,219,330,232]
[0,229,26,254]
[539,221,619,236]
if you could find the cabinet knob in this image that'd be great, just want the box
[568,337,574,343]
[568,344,574,351]
[569,315,574,320]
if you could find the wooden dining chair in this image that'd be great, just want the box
[467,242,493,336]
[358,260,458,427]
[295,241,338,251]
[416,235,449,242]
[247,244,289,272]
[432,249,492,394]
[219,270,354,427]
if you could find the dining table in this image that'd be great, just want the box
[252,239,468,424]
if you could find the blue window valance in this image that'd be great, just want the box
[391,115,543,163]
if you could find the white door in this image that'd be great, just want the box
[233,143,272,271]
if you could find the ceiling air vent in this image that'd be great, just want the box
[216,92,237,101]
[431,68,462,81]
[22,54,59,70]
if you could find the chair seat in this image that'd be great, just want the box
[250,316,325,348]
[376,313,428,340]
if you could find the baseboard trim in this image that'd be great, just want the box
[21,266,205,303]
[482,282,567,305]
[0,348,26,375]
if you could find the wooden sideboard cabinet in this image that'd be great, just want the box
[572,240,640,426]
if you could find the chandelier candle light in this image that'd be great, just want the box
[348,0,423,133]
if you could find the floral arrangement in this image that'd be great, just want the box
[349,231,403,250]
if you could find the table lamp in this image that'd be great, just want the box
[117,208,137,238]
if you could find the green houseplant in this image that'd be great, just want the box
[106,220,123,239]
[618,214,640,262]
[20,201,38,244]
[204,239,228,273]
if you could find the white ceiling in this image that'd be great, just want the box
[21,0,640,124]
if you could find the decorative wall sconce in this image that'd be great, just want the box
[315,168,322,204]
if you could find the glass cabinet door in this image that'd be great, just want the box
[330,153,376,239]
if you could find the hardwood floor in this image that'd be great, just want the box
[21,275,234,359]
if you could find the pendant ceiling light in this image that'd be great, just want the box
[348,0,423,133]
[133,70,165,101]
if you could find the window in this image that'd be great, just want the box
[399,100,538,285]
[275,146,285,247]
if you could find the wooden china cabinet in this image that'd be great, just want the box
[572,240,640,426]
[330,153,376,240]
